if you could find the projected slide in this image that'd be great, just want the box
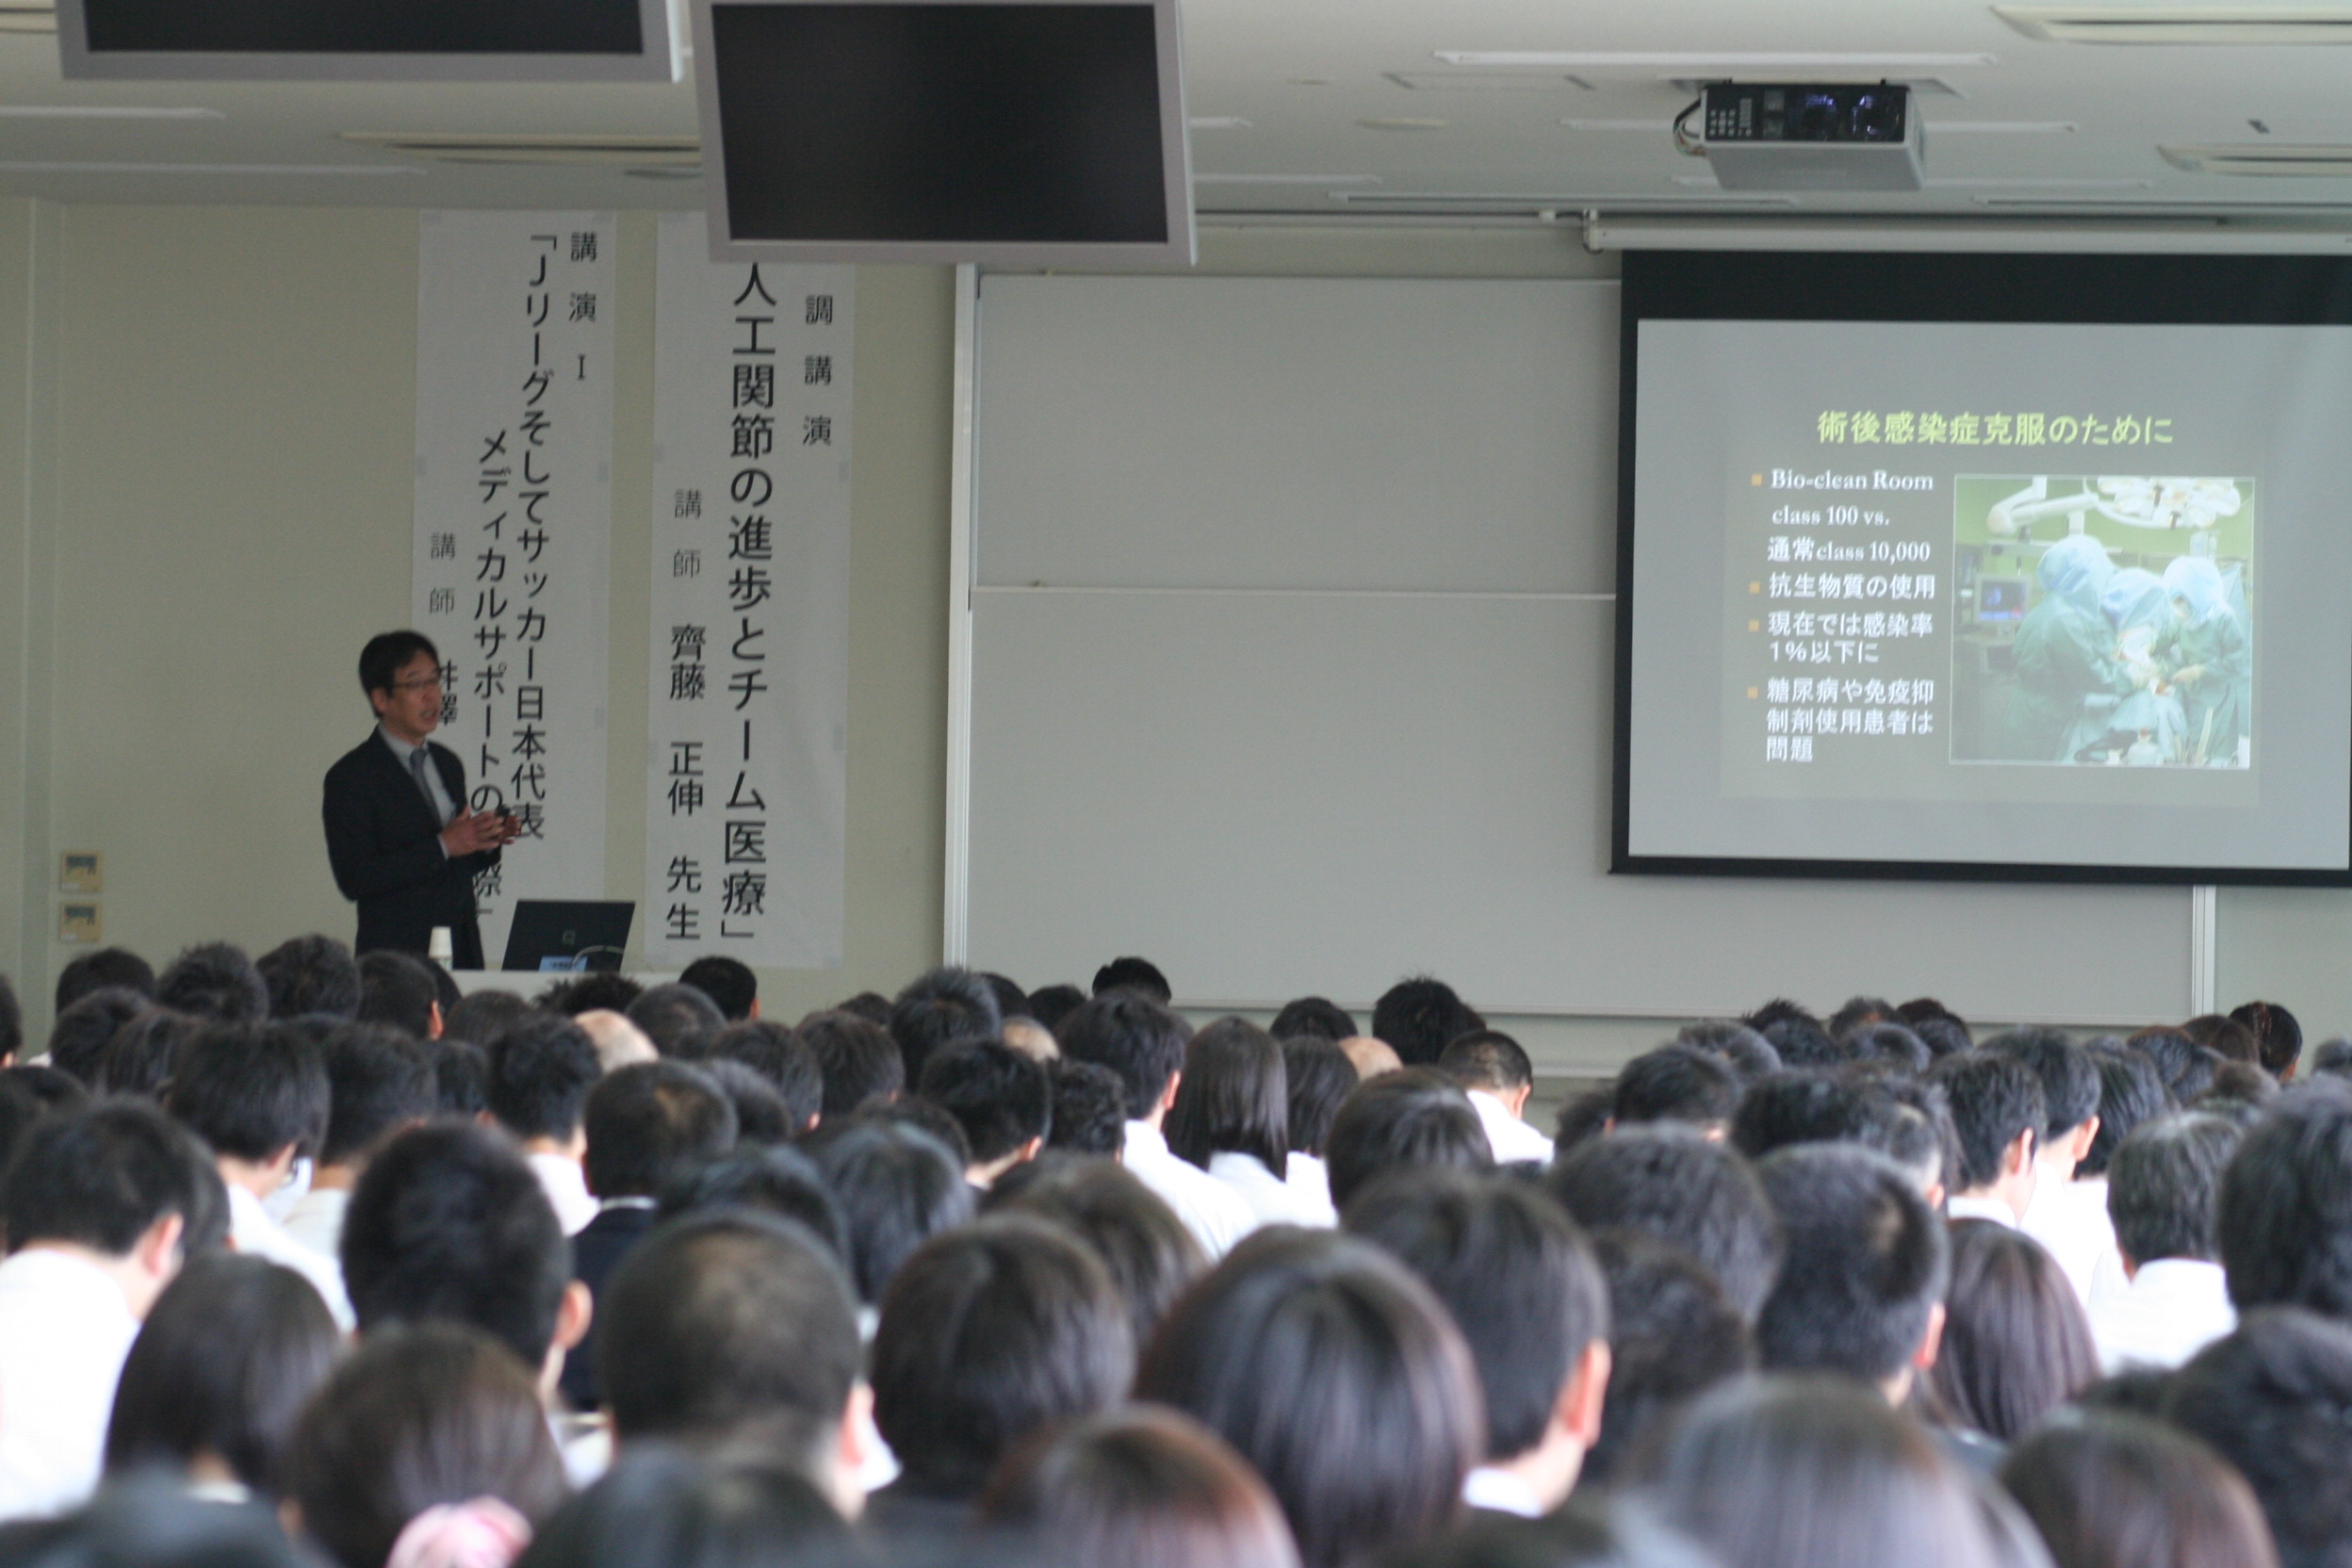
[1621,306,2352,881]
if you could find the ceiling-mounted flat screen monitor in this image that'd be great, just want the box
[57,0,677,81]
[691,0,1194,267]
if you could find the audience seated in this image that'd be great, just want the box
[283,1022,437,1260]
[353,951,439,1039]
[1935,1053,2048,1225]
[1023,983,1086,1034]
[1546,1125,1783,1320]
[1092,956,1172,1004]
[484,1013,607,1235]
[44,985,147,1086]
[53,946,155,1011]
[1437,1031,1555,1165]
[444,988,534,1050]
[2216,1086,2352,1323]
[1994,1028,2116,1303]
[988,1154,1206,1353]
[2000,1411,2279,1568]
[799,1008,905,1117]
[696,1019,824,1134]
[890,967,1004,1087]
[678,955,760,1022]
[1282,1036,1357,1204]
[255,936,364,1022]
[626,983,726,1058]
[1674,1019,1782,1084]
[1045,1058,1129,1155]
[1372,977,1483,1069]
[1168,1018,1331,1225]
[920,1038,1051,1189]
[1608,1047,1740,1139]
[2163,1308,2352,1568]
[1324,1070,1494,1213]
[2091,1112,2242,1371]
[514,1449,854,1568]
[156,942,270,1024]
[656,1141,851,1261]
[804,1116,975,1307]
[1578,1230,1755,1487]
[1271,996,1357,1044]
[1926,1220,2099,1443]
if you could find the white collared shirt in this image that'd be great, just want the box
[2021,1172,2116,1309]
[1284,1152,1336,1220]
[281,1185,351,1263]
[1470,1089,1556,1167]
[0,1249,142,1521]
[1462,1466,1544,1518]
[1945,1194,2020,1228]
[1123,1121,1257,1260]
[529,1151,600,1236]
[1208,1151,1335,1228]
[378,725,456,828]
[228,1184,354,1330]
[2088,1256,2236,1374]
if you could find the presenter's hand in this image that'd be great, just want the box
[439,808,512,857]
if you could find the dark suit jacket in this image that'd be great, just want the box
[558,1202,658,1412]
[321,730,497,968]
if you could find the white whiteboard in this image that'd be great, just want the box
[962,274,2194,1021]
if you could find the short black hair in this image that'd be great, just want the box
[2,1101,222,1258]
[104,1254,340,1495]
[656,1142,851,1265]
[696,1020,823,1132]
[54,946,155,1011]
[804,1116,975,1303]
[1910,1015,1975,1062]
[354,951,438,1038]
[164,1021,332,1163]
[425,1037,489,1115]
[1838,1021,1930,1075]
[2108,1112,2242,1267]
[0,973,21,1065]
[1344,1168,1609,1462]
[987,1153,1206,1354]
[2133,1027,2222,1104]
[1166,1018,1288,1178]
[1743,1000,1839,1069]
[1826,995,1898,1039]
[981,972,1030,1022]
[46,986,148,1087]
[2217,1086,2352,1318]
[340,1121,573,1370]
[155,942,269,1023]
[1729,1071,1880,1162]
[317,1023,440,1168]
[1092,956,1172,1004]
[1023,984,1087,1032]
[514,1449,853,1568]
[1324,1069,1494,1212]
[583,1061,738,1200]
[1927,1219,2100,1443]
[1545,1125,1784,1320]
[598,1210,861,1460]
[255,936,363,1021]
[1271,996,1357,1043]
[1613,1047,1740,1130]
[889,966,1004,1086]
[682,1058,788,1146]
[1579,1230,1754,1486]
[2186,1013,2262,1066]
[2082,1043,2174,1176]
[1437,1030,1534,1095]
[1371,976,1483,1068]
[1674,1020,1783,1085]
[1931,1052,2047,1192]
[1283,1036,1356,1158]
[2232,1001,2305,1080]
[358,629,440,694]
[1753,1144,1950,1383]
[2311,1039,2352,1081]
[2000,1412,2279,1568]
[1045,1059,1129,1155]
[95,1007,203,1099]
[484,1012,603,1142]
[871,1216,1134,1499]
[2164,1308,2352,1568]
[919,1037,1052,1165]
[626,982,727,1057]
[677,956,759,1021]
[796,1009,903,1116]
[443,988,535,1049]
[1987,1027,2101,1138]
[536,972,645,1017]
[1058,990,1192,1121]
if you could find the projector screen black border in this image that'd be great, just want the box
[1611,251,2352,887]
[57,0,675,82]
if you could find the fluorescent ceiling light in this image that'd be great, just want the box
[0,105,221,119]
[1996,6,2352,43]
[1434,51,1995,69]
[2162,143,2352,173]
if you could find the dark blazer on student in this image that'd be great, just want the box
[321,729,496,968]
[558,1200,659,1412]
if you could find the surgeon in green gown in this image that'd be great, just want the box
[2157,555,2250,765]
[2001,533,2135,760]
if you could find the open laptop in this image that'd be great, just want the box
[500,900,635,972]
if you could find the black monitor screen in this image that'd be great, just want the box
[710,3,1169,245]
[77,0,644,54]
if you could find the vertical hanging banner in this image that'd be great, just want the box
[414,211,616,969]
[645,214,852,969]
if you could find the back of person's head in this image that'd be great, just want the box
[1285,1036,1357,1158]
[582,1061,737,1200]
[1373,1502,1721,1568]
[2,1100,221,1258]
[54,946,155,1012]
[1753,1144,1949,1384]
[1911,1016,1976,1063]
[1343,1167,1609,1467]
[2218,1084,2352,1317]
[1047,1059,1129,1155]
[689,1057,791,1145]
[512,1449,854,1568]
[2000,1411,2279,1568]
[2232,1002,2305,1082]
[1325,1070,1493,1211]
[1627,1375,2001,1568]
[625,983,727,1058]
[284,1322,568,1568]
[2082,1044,2174,1176]
[694,1021,823,1132]
[804,1116,974,1303]
[1740,1001,1839,1071]
[104,1255,340,1496]
[352,951,438,1038]
[484,1012,602,1143]
[918,1037,1052,1166]
[1022,983,1087,1033]
[1372,977,1483,1069]
[1612,1047,1740,1133]
[95,1007,203,1100]
[46,987,149,1088]
[1057,989,1193,1121]
[444,988,534,1050]
[1932,1053,2048,1193]
[657,1141,849,1260]
[1272,997,1357,1044]
[1167,1018,1289,1177]
[155,942,268,1024]
[2164,1308,2352,1568]
[1988,1028,2101,1140]
[2108,1112,2242,1268]
[164,1021,331,1164]
[984,1406,1301,1568]
[1547,1126,1783,1319]
[1826,995,1898,1040]
[2133,1028,2222,1104]
[981,971,1030,1022]
[988,1153,1206,1352]
[536,972,645,1019]
[870,1215,1134,1500]
[1729,1071,1872,1160]
[254,935,363,1022]
[1581,1230,1755,1486]
[1137,1228,1482,1568]
[1927,1220,2098,1442]
[796,1009,903,1116]
[1839,1021,1931,1075]
[2186,1013,2262,1066]
[1093,956,1173,1004]
[0,1070,80,1175]
[1437,1030,1535,1098]
[317,1023,439,1168]
[889,966,1004,1086]
[420,1037,486,1117]
[598,1210,860,1462]
[677,956,760,1022]
[0,1477,320,1568]
[1674,1021,1783,1086]
[340,1121,571,1371]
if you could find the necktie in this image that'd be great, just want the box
[410,747,446,825]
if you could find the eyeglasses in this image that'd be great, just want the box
[389,676,445,693]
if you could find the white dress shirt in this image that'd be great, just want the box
[1209,1151,1336,1228]
[1123,1122,1257,1260]
[0,1249,143,1521]
[228,1184,354,1330]
[1284,1152,1336,1220]
[280,1185,351,1263]
[1470,1089,1556,1167]
[1462,1467,1544,1518]
[529,1151,601,1236]
[2021,1173,2116,1309]
[1945,1194,2019,1228]
[2088,1256,2237,1374]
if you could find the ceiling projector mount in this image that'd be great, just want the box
[1675,82,1924,191]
